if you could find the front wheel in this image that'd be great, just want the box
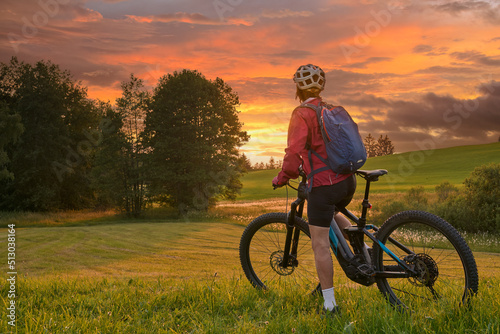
[373,210,478,310]
[239,212,320,294]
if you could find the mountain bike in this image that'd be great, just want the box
[239,169,479,310]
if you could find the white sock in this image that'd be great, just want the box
[322,287,337,311]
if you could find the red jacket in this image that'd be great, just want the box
[275,97,352,187]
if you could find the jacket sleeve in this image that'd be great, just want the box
[275,109,309,184]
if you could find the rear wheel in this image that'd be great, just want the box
[239,212,320,294]
[373,211,478,310]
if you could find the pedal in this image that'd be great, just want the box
[357,264,375,277]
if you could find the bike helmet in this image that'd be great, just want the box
[293,64,325,91]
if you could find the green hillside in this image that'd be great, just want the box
[238,142,500,200]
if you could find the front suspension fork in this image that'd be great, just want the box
[281,198,305,268]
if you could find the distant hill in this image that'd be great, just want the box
[238,142,500,200]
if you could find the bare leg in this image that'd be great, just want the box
[334,213,352,240]
[308,213,352,288]
[309,225,333,289]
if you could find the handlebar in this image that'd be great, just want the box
[273,165,307,190]
[298,165,307,179]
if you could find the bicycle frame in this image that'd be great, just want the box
[281,171,418,282]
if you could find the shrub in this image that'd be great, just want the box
[432,195,474,231]
[372,200,408,226]
[464,163,500,232]
[435,181,459,202]
[405,186,428,210]
[433,163,500,233]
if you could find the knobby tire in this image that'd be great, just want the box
[239,212,320,295]
[373,210,479,310]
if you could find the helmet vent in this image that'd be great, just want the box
[293,64,325,90]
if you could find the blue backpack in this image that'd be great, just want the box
[303,102,367,187]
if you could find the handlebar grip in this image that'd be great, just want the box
[273,182,286,190]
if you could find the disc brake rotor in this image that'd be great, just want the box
[269,251,296,276]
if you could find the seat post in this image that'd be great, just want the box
[358,179,372,227]
[354,169,387,227]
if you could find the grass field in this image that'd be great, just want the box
[238,142,500,200]
[1,213,499,333]
[0,142,499,333]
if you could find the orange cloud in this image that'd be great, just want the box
[125,13,254,26]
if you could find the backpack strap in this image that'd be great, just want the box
[300,102,331,191]
[307,149,330,191]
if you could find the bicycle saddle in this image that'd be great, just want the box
[356,169,388,181]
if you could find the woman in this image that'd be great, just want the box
[272,64,357,314]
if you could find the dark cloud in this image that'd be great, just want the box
[450,50,500,66]
[344,82,500,152]
[414,65,479,74]
[272,50,313,59]
[322,69,400,98]
[412,44,449,56]
[434,1,490,14]
[260,9,314,19]
[433,0,500,25]
[338,93,390,111]
[413,44,434,53]
[343,57,392,69]
[481,3,500,25]
[230,77,293,103]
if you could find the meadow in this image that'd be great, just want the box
[1,215,499,333]
[239,142,500,200]
[0,142,499,333]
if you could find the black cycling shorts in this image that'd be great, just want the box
[307,174,356,228]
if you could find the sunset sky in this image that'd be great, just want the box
[1,0,499,164]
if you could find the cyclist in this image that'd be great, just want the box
[272,64,356,314]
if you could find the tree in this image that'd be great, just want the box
[0,58,100,211]
[376,134,395,156]
[267,157,276,169]
[92,75,150,216]
[364,133,377,158]
[143,69,249,212]
[0,102,23,182]
[91,101,124,210]
[241,153,253,171]
[117,75,149,215]
[364,133,395,157]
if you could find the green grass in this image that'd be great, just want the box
[1,216,499,333]
[3,275,499,333]
[1,143,499,333]
[238,142,500,200]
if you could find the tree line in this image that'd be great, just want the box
[0,58,396,216]
[240,134,395,172]
[0,58,248,216]
[240,155,283,171]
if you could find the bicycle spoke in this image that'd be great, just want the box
[240,213,318,294]
[375,211,478,311]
